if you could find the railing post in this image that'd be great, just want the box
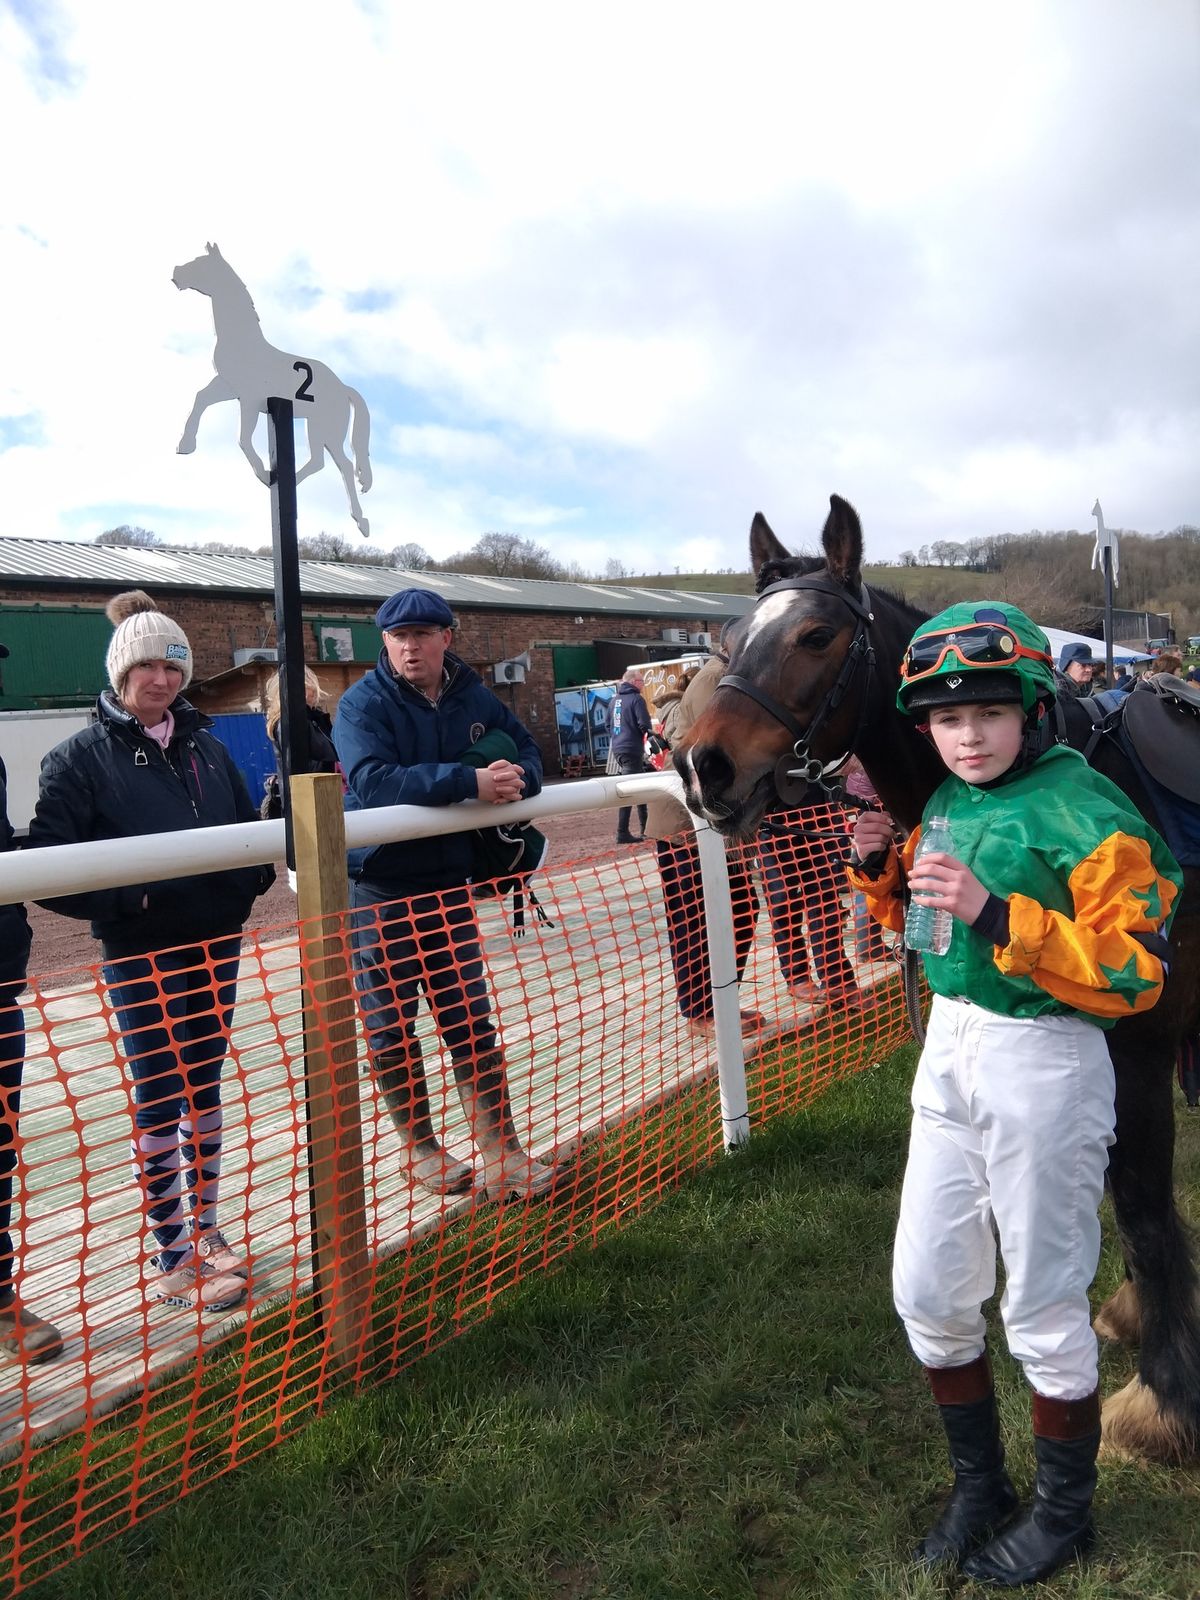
[692,819,751,1149]
[290,773,371,1378]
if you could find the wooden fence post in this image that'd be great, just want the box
[289,773,371,1379]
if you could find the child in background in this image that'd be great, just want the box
[849,602,1181,1587]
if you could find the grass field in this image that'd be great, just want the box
[18,1045,1200,1600]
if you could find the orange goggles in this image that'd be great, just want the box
[901,624,1052,684]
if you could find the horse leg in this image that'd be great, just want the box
[326,438,369,537]
[238,400,270,485]
[1100,1040,1200,1462]
[177,376,232,454]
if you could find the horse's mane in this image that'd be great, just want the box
[753,555,932,633]
[213,256,262,325]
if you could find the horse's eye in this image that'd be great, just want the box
[801,629,835,651]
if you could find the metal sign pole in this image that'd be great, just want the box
[1103,547,1115,682]
[267,395,311,868]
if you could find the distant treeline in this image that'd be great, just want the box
[876,527,1200,641]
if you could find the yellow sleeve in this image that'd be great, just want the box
[994,831,1178,1018]
[846,827,921,936]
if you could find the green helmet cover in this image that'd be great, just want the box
[897,601,1057,716]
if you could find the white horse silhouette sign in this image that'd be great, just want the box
[172,243,372,535]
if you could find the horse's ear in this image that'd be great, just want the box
[821,494,863,589]
[749,511,790,575]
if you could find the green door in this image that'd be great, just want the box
[552,645,598,689]
[0,605,110,710]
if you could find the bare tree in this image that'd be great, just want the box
[392,541,432,570]
[95,525,160,547]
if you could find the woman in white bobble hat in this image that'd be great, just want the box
[29,591,275,1314]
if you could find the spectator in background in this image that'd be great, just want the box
[758,805,867,1010]
[1111,664,1135,694]
[1152,651,1184,677]
[644,657,763,1045]
[1054,642,1098,699]
[260,665,340,820]
[29,592,273,1314]
[0,653,63,1364]
[607,668,652,843]
[333,588,562,1203]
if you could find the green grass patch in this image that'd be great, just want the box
[14,1047,1200,1599]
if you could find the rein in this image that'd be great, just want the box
[716,575,877,797]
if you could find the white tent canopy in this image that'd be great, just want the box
[1040,626,1150,667]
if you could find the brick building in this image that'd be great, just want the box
[0,541,750,775]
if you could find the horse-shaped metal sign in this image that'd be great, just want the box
[172,243,372,536]
[678,494,1200,1465]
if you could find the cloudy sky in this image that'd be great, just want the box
[1,1,1197,575]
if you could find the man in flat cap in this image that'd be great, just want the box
[334,588,560,1203]
[1055,640,1098,700]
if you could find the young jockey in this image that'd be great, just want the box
[848,602,1182,1587]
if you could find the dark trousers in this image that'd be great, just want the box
[0,987,25,1300]
[613,750,648,837]
[350,882,499,1132]
[655,836,758,1021]
[758,818,857,993]
[103,938,241,1253]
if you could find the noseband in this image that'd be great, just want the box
[716,575,876,799]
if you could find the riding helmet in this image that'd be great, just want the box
[897,602,1057,716]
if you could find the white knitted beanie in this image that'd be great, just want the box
[105,590,193,692]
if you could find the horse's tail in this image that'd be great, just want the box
[348,386,372,492]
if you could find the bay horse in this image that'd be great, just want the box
[172,243,373,536]
[678,493,1200,1464]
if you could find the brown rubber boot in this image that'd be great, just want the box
[0,1294,64,1364]
[454,1051,563,1203]
[374,1043,474,1196]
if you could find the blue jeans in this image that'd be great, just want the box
[350,881,500,1144]
[103,938,240,1254]
[0,988,25,1299]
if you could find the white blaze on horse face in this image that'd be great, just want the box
[173,243,374,537]
[740,589,801,649]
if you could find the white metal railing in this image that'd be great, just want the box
[1,772,752,1147]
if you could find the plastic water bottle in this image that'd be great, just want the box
[905,815,955,955]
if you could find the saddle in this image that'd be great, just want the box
[1110,675,1200,804]
[1078,675,1200,866]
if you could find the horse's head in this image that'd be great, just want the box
[677,494,873,837]
[171,242,228,296]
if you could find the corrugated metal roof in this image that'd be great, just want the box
[0,538,752,620]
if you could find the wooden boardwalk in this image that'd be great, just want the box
[0,850,892,1460]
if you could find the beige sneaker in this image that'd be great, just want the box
[192,1228,249,1279]
[152,1251,246,1313]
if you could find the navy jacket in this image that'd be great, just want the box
[334,650,543,893]
[29,694,273,956]
[0,757,31,989]
[607,680,652,755]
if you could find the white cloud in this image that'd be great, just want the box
[0,0,1196,573]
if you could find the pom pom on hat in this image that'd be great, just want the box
[104,590,193,692]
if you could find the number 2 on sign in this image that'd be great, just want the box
[293,361,315,403]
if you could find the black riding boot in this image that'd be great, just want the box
[914,1355,1019,1569]
[963,1391,1100,1587]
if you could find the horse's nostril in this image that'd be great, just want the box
[692,743,735,796]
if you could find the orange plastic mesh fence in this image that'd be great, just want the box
[0,806,913,1592]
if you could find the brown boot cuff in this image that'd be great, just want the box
[925,1354,993,1406]
[1032,1389,1101,1441]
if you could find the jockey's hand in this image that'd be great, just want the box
[908,852,989,925]
[476,761,526,805]
[853,809,896,860]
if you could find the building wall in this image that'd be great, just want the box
[0,582,725,775]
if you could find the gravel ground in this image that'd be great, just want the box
[21,780,657,977]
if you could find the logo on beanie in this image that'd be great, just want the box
[166,644,190,661]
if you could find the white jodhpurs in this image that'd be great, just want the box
[893,994,1116,1400]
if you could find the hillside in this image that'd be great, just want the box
[611,527,1200,641]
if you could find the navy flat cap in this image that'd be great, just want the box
[375,589,455,631]
[1058,640,1097,670]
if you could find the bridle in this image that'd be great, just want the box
[715,574,876,799]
